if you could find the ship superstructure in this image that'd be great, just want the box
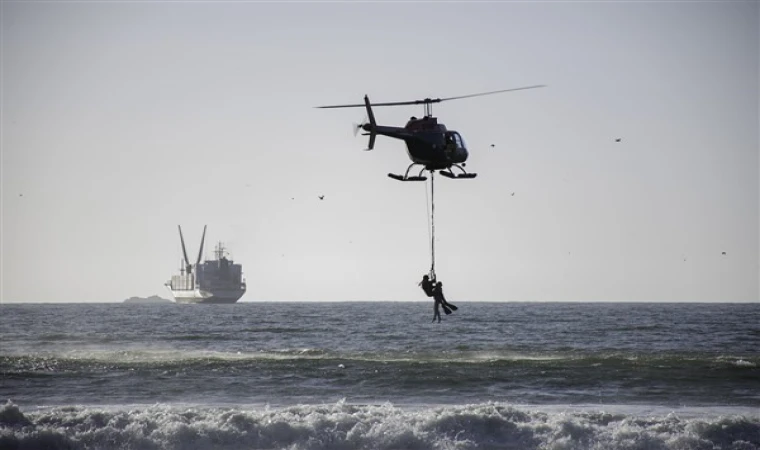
[165,225,246,304]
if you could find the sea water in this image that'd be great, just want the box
[1,302,758,449]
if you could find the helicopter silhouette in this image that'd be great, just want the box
[317,85,545,181]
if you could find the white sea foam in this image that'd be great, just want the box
[734,359,756,367]
[16,348,581,365]
[1,400,758,450]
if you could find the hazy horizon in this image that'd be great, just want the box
[4,300,759,305]
[2,1,758,303]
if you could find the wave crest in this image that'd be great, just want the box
[1,400,758,450]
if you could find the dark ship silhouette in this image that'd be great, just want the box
[165,226,246,304]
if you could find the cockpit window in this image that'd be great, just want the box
[447,132,466,149]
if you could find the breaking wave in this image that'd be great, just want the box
[1,400,758,450]
[4,348,759,366]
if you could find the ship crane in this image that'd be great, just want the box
[178,225,206,276]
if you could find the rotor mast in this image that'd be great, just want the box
[424,100,433,117]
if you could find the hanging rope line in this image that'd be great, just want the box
[429,170,436,279]
[422,170,437,280]
[424,171,432,269]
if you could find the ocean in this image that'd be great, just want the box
[0,301,758,449]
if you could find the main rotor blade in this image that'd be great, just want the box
[316,98,441,109]
[316,102,364,109]
[316,85,546,109]
[439,85,546,102]
[370,99,442,107]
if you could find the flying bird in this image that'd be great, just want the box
[615,138,622,142]
[318,195,324,200]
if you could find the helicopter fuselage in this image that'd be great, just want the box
[363,116,469,171]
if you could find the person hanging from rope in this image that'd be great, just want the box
[420,273,448,321]
[432,288,443,323]
[419,274,436,298]
[431,281,455,322]
[433,281,457,316]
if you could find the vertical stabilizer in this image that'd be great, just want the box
[363,95,377,150]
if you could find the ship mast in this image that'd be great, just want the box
[215,241,226,260]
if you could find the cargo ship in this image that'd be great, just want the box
[165,225,246,304]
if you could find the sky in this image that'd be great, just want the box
[1,1,758,303]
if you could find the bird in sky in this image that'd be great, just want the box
[615,138,622,142]
[318,195,324,200]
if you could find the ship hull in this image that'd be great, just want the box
[166,287,245,304]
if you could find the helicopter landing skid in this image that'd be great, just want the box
[388,164,428,182]
[388,173,427,182]
[439,171,477,179]
[440,164,477,179]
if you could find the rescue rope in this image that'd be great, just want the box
[424,171,432,268]
[430,170,436,279]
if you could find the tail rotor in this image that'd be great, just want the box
[352,115,367,137]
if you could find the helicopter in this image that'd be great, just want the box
[317,85,545,181]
